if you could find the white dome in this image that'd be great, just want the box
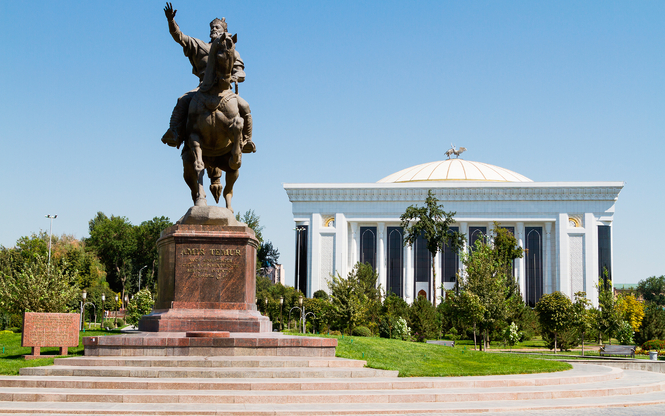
[377,159,533,183]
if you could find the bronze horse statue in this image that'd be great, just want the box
[183,32,245,211]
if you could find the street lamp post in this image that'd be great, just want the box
[101,293,106,329]
[114,295,119,328]
[279,296,284,331]
[294,226,306,293]
[288,295,316,334]
[80,290,86,330]
[138,265,147,292]
[45,215,57,267]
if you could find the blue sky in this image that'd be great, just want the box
[0,1,663,285]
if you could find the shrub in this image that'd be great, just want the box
[641,340,665,351]
[616,320,634,344]
[409,295,438,342]
[330,330,341,336]
[393,317,411,341]
[125,289,155,326]
[352,326,372,337]
[636,303,665,345]
[313,290,329,300]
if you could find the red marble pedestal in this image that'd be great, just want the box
[139,214,271,333]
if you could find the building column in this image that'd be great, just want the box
[434,251,442,302]
[488,221,496,244]
[350,222,359,268]
[405,244,413,304]
[516,222,525,297]
[459,222,468,283]
[585,213,599,307]
[557,213,570,296]
[377,222,387,294]
[545,222,552,295]
[335,213,347,280]
[310,213,322,298]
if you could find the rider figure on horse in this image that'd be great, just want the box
[161,2,255,154]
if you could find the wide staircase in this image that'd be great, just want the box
[0,355,665,414]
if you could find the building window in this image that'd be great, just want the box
[414,232,431,301]
[360,227,377,270]
[387,227,403,297]
[598,225,612,284]
[442,227,459,283]
[469,226,487,251]
[525,227,543,307]
[295,225,308,296]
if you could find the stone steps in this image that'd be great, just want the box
[19,366,396,379]
[52,356,366,368]
[3,355,665,415]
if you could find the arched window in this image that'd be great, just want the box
[360,227,377,270]
[387,227,403,297]
[525,227,543,307]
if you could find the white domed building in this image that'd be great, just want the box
[284,156,623,307]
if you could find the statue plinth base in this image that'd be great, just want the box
[139,207,271,333]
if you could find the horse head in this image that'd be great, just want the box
[200,32,237,93]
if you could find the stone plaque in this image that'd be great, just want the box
[175,243,246,304]
[21,312,79,359]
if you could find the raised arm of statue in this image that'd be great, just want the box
[164,2,191,47]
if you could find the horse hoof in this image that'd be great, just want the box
[194,198,207,207]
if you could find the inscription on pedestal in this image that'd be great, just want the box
[175,243,247,303]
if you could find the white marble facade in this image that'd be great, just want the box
[284,159,623,307]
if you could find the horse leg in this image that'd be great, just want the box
[228,115,244,170]
[181,148,200,205]
[206,162,223,204]
[188,134,207,206]
[223,168,239,212]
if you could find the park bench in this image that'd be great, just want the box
[599,345,636,358]
[426,340,455,347]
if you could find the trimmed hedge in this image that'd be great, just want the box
[641,339,665,351]
[352,326,372,337]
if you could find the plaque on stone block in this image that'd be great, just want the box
[139,206,272,333]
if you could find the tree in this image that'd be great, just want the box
[571,292,593,356]
[85,212,137,302]
[636,302,665,346]
[0,254,79,314]
[457,291,485,350]
[125,289,155,326]
[235,210,264,243]
[535,291,572,353]
[133,217,173,294]
[616,293,645,333]
[400,190,463,307]
[328,262,382,334]
[460,237,507,350]
[492,223,523,298]
[597,276,621,344]
[636,276,665,306]
[409,295,438,341]
[257,241,280,268]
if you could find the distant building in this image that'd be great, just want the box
[261,264,285,285]
[284,158,623,307]
[614,283,639,298]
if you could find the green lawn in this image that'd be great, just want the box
[288,333,571,377]
[1,329,571,377]
[0,329,124,375]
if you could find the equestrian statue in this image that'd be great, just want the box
[161,3,255,211]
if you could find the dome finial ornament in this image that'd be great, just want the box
[445,144,467,159]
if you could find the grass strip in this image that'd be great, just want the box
[0,329,123,375]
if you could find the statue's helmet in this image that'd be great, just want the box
[210,17,227,32]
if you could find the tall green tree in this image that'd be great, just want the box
[235,209,264,243]
[328,262,382,334]
[460,237,507,350]
[597,275,621,344]
[133,216,173,293]
[85,212,137,302]
[400,190,464,307]
[535,291,572,353]
[636,276,665,306]
[0,254,79,314]
[492,223,523,298]
[571,291,593,356]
